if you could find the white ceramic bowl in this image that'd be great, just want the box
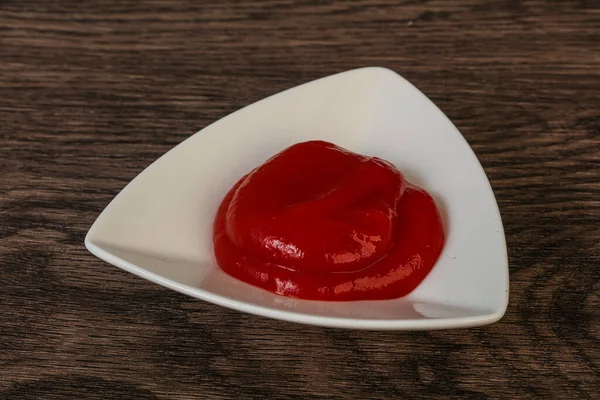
[85,67,509,330]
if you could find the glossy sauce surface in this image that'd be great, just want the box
[213,141,445,301]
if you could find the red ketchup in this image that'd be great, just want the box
[213,141,444,301]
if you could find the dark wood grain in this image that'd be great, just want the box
[1,0,599,398]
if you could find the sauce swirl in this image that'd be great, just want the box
[213,141,444,301]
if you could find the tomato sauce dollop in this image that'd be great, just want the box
[213,140,445,301]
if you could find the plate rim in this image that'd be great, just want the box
[85,239,507,330]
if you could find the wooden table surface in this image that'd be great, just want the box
[2,1,599,398]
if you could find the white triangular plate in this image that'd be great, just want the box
[85,67,508,330]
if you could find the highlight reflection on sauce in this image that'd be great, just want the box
[213,140,445,301]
